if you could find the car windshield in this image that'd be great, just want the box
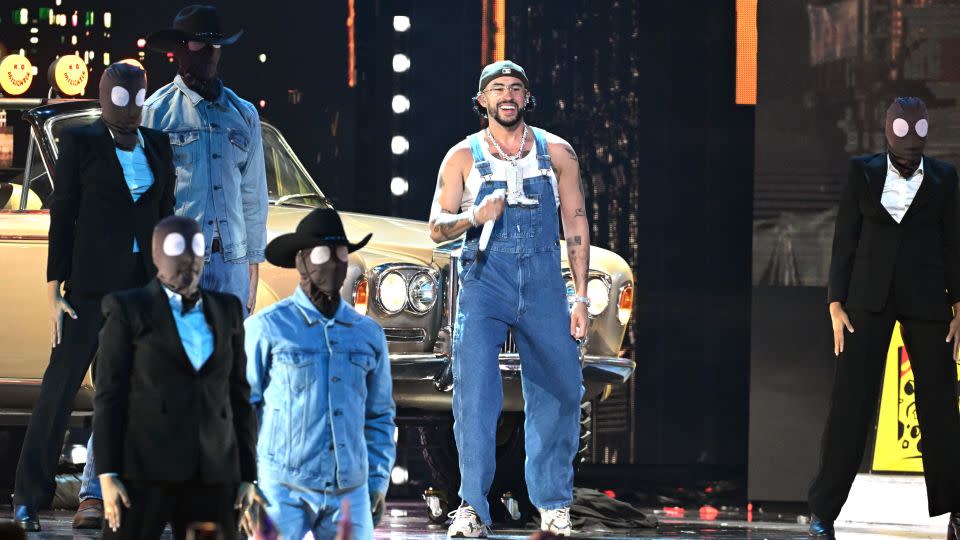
[42,110,331,208]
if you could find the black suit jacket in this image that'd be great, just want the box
[93,279,257,484]
[47,120,176,296]
[828,153,960,320]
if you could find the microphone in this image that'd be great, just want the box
[478,189,506,252]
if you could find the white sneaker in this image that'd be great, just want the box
[447,505,488,538]
[540,506,572,536]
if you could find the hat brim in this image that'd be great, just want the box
[146,28,244,52]
[265,232,373,269]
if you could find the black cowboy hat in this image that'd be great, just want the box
[146,5,244,52]
[265,208,372,269]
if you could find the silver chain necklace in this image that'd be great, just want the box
[485,124,527,163]
[485,125,538,206]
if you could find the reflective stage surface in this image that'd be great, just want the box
[1,502,944,539]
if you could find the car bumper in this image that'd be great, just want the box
[390,353,635,412]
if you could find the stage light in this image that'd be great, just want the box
[258,53,266,63]
[30,27,38,34]
[70,444,87,465]
[392,53,410,73]
[71,35,77,45]
[19,8,28,25]
[104,12,112,29]
[258,99,266,109]
[103,53,110,66]
[391,466,409,485]
[137,38,146,48]
[391,94,410,114]
[390,176,408,196]
[393,15,410,32]
[390,136,409,155]
[29,37,38,44]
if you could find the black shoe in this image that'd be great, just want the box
[809,514,834,539]
[14,505,40,532]
[947,512,960,540]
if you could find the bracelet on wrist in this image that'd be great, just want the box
[572,295,591,307]
[468,206,479,227]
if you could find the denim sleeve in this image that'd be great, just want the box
[244,315,271,429]
[140,103,159,130]
[365,327,396,496]
[240,111,268,264]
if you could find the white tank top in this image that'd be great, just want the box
[460,138,560,212]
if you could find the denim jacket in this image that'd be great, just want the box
[245,288,396,495]
[142,75,268,263]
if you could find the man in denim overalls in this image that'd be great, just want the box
[428,60,591,538]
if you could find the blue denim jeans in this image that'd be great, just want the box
[79,434,100,501]
[451,160,584,525]
[201,251,251,317]
[259,476,372,540]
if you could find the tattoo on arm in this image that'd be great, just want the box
[574,207,586,218]
[563,144,578,163]
[432,209,461,240]
[568,235,583,246]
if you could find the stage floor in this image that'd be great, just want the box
[1,502,945,539]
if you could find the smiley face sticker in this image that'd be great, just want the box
[49,55,88,96]
[0,55,34,96]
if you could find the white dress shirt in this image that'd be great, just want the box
[881,155,924,223]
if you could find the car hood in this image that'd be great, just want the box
[266,205,436,267]
[264,204,632,281]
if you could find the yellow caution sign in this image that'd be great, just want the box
[872,323,960,472]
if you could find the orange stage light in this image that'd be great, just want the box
[735,0,757,105]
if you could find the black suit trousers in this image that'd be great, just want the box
[808,299,960,519]
[102,479,237,540]
[14,255,145,509]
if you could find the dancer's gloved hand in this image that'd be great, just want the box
[100,474,131,532]
[370,491,387,526]
[829,301,854,357]
[235,481,269,536]
[48,280,77,347]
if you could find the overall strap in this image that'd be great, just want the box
[531,127,552,176]
[468,134,494,181]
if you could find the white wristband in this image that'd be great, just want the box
[468,205,480,227]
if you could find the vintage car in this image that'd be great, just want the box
[0,98,635,520]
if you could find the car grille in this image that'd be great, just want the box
[384,328,427,343]
[446,251,518,354]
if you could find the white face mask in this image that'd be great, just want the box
[310,246,330,265]
[191,233,204,256]
[162,232,185,256]
[110,85,130,107]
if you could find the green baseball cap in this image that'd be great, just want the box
[478,60,529,92]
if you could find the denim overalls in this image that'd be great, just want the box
[451,127,584,525]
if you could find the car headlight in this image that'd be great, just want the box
[377,271,407,315]
[408,272,438,313]
[586,277,610,316]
